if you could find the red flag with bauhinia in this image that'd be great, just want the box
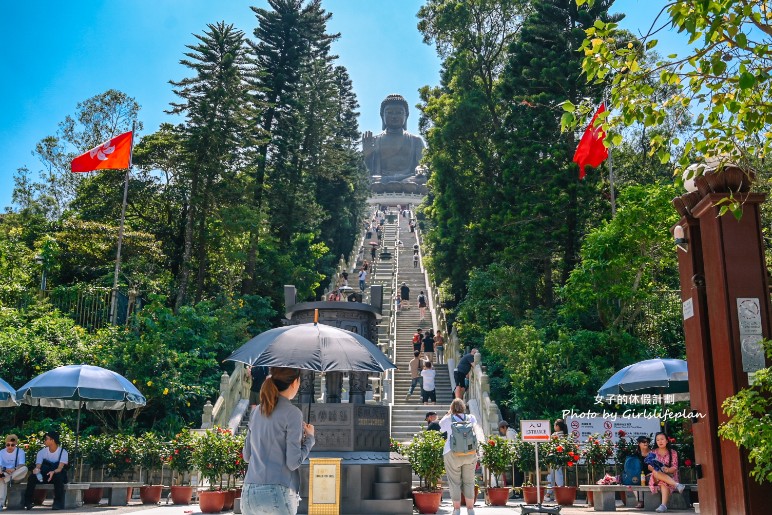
[572,103,608,179]
[71,131,133,173]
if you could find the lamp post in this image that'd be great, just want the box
[34,254,46,294]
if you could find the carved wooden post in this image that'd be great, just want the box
[673,164,770,514]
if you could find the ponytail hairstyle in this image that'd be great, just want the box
[259,367,301,416]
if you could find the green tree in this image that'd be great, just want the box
[719,339,772,483]
[570,0,772,175]
[168,21,256,308]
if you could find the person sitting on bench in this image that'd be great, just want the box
[24,431,68,510]
[0,434,28,508]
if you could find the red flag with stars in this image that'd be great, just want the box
[572,104,608,179]
[71,131,133,173]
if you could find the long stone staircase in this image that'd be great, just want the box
[388,211,453,443]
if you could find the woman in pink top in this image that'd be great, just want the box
[647,432,685,513]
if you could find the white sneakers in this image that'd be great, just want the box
[656,504,668,512]
[676,483,685,494]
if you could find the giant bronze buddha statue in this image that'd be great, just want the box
[362,94,425,185]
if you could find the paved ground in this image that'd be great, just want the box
[3,497,695,515]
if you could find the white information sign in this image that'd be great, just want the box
[737,297,765,373]
[567,415,660,443]
[520,419,551,441]
[682,298,694,320]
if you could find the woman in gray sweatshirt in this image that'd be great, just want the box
[241,367,315,515]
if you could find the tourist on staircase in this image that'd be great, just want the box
[422,328,435,363]
[435,330,445,364]
[406,351,423,401]
[454,349,477,399]
[412,329,424,354]
[400,282,410,309]
[421,361,436,405]
[418,290,427,320]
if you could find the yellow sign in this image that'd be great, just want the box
[308,458,342,515]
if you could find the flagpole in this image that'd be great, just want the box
[605,90,617,217]
[109,122,135,325]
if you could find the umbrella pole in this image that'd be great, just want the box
[76,402,82,483]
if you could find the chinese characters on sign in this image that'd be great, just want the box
[520,420,551,441]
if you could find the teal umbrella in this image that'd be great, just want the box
[17,364,146,479]
[0,377,18,407]
[598,358,689,401]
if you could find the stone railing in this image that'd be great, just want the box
[201,363,250,432]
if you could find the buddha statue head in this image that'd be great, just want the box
[380,94,409,131]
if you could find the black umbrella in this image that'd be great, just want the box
[225,322,396,372]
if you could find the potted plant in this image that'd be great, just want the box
[168,431,196,505]
[404,430,445,514]
[581,433,615,482]
[480,435,513,505]
[542,434,580,505]
[80,434,113,503]
[511,440,544,504]
[108,434,139,502]
[136,432,168,504]
[192,427,233,513]
[221,432,245,511]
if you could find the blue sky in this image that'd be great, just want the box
[0,0,682,210]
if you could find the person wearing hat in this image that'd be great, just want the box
[425,412,441,432]
[496,421,518,492]
[0,434,28,509]
[24,430,69,510]
[497,420,517,441]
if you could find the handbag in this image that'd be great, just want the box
[39,448,68,483]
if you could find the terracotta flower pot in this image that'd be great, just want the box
[171,485,194,505]
[522,486,546,504]
[487,486,510,506]
[222,489,236,511]
[413,490,442,514]
[140,485,164,505]
[126,487,134,502]
[33,489,47,505]
[553,486,577,506]
[199,489,225,513]
[82,487,103,504]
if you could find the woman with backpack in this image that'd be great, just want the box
[439,399,482,515]
[418,291,427,321]
[631,436,652,508]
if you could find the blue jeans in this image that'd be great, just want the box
[359,280,366,291]
[241,483,299,515]
[409,376,422,394]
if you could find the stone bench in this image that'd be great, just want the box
[579,484,695,511]
[83,481,145,505]
[6,483,90,509]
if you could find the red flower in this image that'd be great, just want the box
[617,430,626,437]
[573,455,579,462]
[556,446,563,453]
[684,459,693,467]
[567,461,574,467]
[568,451,574,456]
[668,437,676,444]
[488,440,495,446]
